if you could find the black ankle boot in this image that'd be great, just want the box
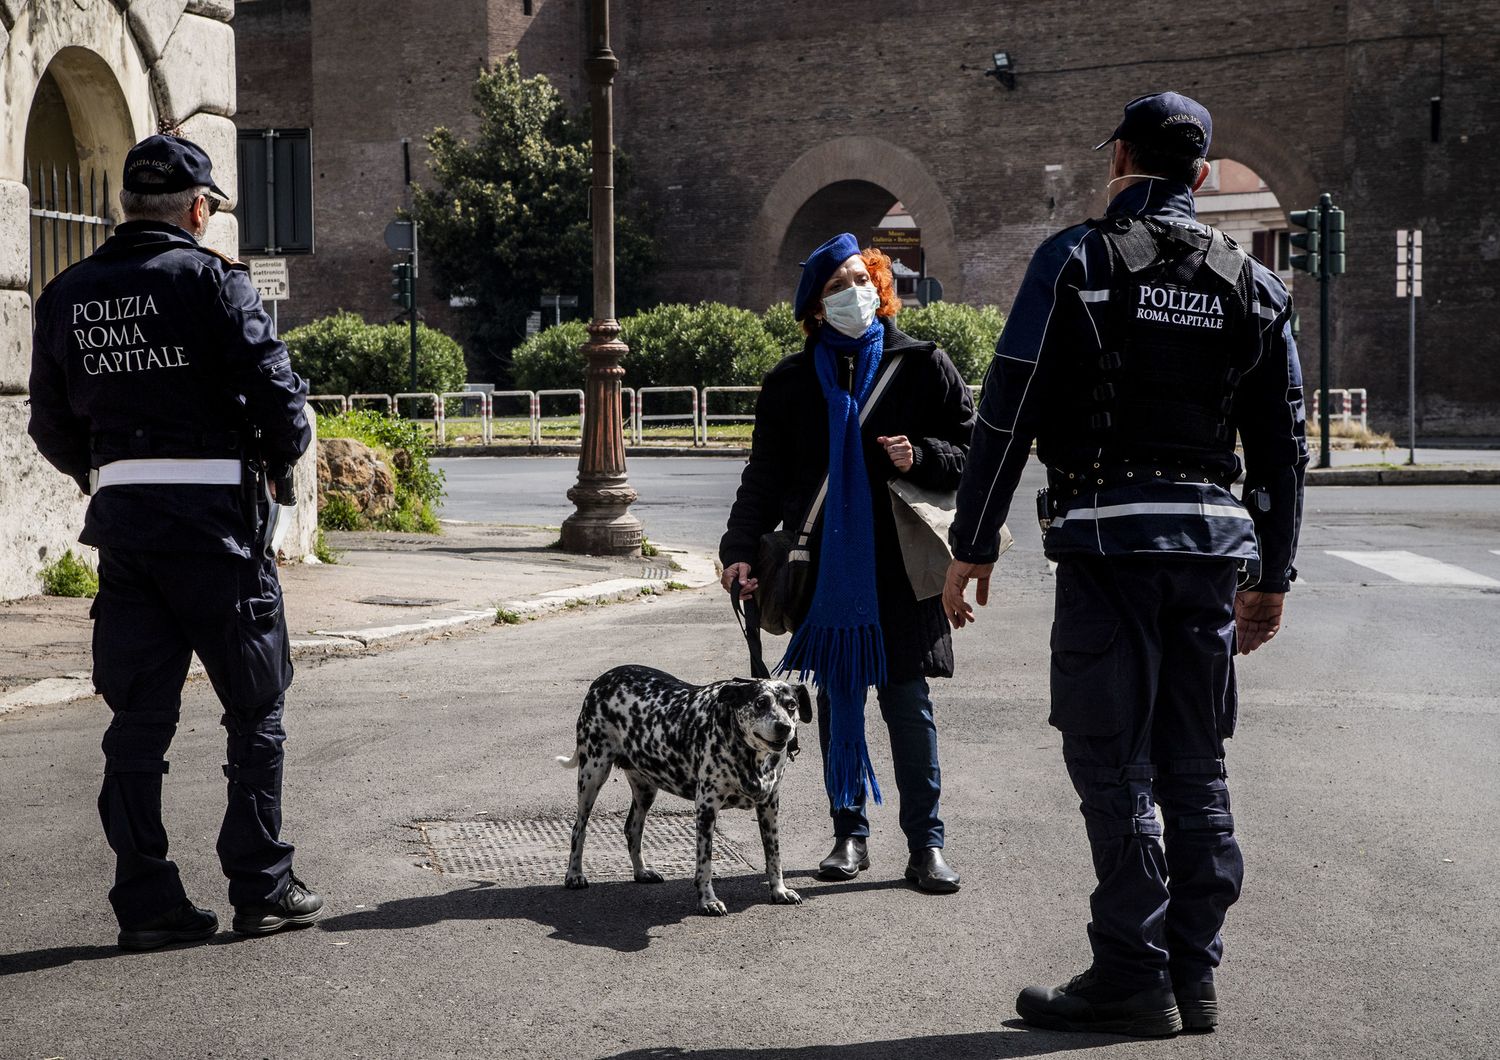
[904,847,961,893]
[1175,979,1218,1033]
[817,837,869,880]
[1016,967,1182,1037]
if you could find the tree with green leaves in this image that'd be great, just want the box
[411,57,656,384]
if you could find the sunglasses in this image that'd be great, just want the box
[200,194,222,216]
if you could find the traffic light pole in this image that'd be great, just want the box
[1317,192,1332,469]
[409,224,419,392]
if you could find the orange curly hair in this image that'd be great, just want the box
[800,246,904,337]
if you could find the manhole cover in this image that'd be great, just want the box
[414,812,754,883]
[358,595,457,607]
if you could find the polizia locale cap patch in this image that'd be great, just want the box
[1094,91,1213,158]
[122,134,230,202]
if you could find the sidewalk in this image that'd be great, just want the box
[0,523,718,714]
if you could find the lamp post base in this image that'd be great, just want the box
[560,473,642,556]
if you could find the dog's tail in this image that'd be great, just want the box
[555,751,580,770]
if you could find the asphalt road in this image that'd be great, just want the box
[3,470,1498,1058]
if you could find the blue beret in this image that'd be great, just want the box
[793,232,861,321]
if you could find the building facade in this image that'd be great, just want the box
[233,1,1499,439]
[0,0,241,599]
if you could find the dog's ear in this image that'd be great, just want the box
[794,683,813,724]
[716,679,759,711]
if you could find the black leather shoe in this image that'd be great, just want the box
[904,847,961,893]
[232,874,325,936]
[117,899,218,952]
[817,837,870,880]
[1016,967,1182,1037]
[1175,980,1218,1033]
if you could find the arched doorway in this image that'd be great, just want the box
[1194,158,1293,283]
[22,47,139,300]
[743,136,959,310]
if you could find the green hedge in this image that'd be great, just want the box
[317,409,446,533]
[284,312,468,397]
[896,302,1005,385]
[510,299,1004,390]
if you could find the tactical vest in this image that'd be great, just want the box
[1046,215,1262,488]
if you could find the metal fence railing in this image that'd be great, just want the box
[634,386,701,446]
[1311,387,1369,430]
[349,393,394,414]
[534,388,586,443]
[26,161,113,302]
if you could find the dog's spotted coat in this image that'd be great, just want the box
[558,665,812,915]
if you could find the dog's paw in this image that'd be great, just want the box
[634,867,665,884]
[698,899,729,916]
[770,886,802,905]
[564,872,589,890]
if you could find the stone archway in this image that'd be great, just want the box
[742,136,961,310]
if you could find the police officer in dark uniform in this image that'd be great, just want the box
[28,135,325,950]
[943,93,1307,1035]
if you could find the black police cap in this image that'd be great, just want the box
[122,134,229,201]
[1094,91,1213,158]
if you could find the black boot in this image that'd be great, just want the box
[817,837,870,881]
[1016,967,1182,1037]
[117,899,218,952]
[904,847,961,893]
[232,874,324,936]
[1175,980,1218,1033]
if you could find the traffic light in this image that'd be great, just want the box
[390,261,414,311]
[1288,207,1321,275]
[1324,206,1346,275]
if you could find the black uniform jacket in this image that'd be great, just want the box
[28,221,311,557]
[720,321,975,681]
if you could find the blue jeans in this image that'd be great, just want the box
[816,677,944,851]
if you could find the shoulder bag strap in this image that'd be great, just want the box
[794,351,906,549]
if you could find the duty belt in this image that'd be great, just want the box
[1047,463,1238,496]
[89,458,243,492]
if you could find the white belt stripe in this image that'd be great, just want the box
[1078,289,1110,302]
[1255,303,1278,320]
[1053,501,1253,526]
[92,458,243,489]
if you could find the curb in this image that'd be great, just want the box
[432,444,748,459]
[1306,466,1500,486]
[0,546,720,717]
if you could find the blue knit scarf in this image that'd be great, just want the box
[779,320,887,810]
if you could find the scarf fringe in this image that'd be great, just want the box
[778,623,887,810]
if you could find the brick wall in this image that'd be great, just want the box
[236,0,1500,434]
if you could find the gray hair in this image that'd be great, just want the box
[119,185,208,224]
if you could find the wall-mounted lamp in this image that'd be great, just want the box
[985,51,1016,90]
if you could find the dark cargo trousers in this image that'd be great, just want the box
[1049,554,1244,990]
[92,546,295,928]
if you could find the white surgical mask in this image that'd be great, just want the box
[822,282,880,338]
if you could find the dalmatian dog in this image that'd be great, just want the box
[557,665,813,915]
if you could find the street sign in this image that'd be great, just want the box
[525,310,543,336]
[249,257,289,301]
[540,293,579,325]
[917,276,944,306]
[1396,229,1422,298]
[872,227,923,295]
[384,219,415,252]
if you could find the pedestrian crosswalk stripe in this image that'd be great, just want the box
[1326,550,1500,587]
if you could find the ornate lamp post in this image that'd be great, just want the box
[560,0,643,556]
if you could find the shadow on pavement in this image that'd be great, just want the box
[0,943,126,976]
[318,874,795,953]
[597,1024,1140,1059]
[316,868,927,954]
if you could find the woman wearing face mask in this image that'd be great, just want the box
[720,232,975,893]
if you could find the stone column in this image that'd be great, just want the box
[559,0,642,557]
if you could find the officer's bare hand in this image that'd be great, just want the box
[267,479,280,503]
[721,562,757,600]
[876,435,914,473]
[1235,591,1285,654]
[943,560,993,629]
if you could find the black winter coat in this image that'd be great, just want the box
[720,321,975,681]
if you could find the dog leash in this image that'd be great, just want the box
[730,580,800,760]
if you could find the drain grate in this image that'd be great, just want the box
[414,811,754,883]
[359,595,457,608]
